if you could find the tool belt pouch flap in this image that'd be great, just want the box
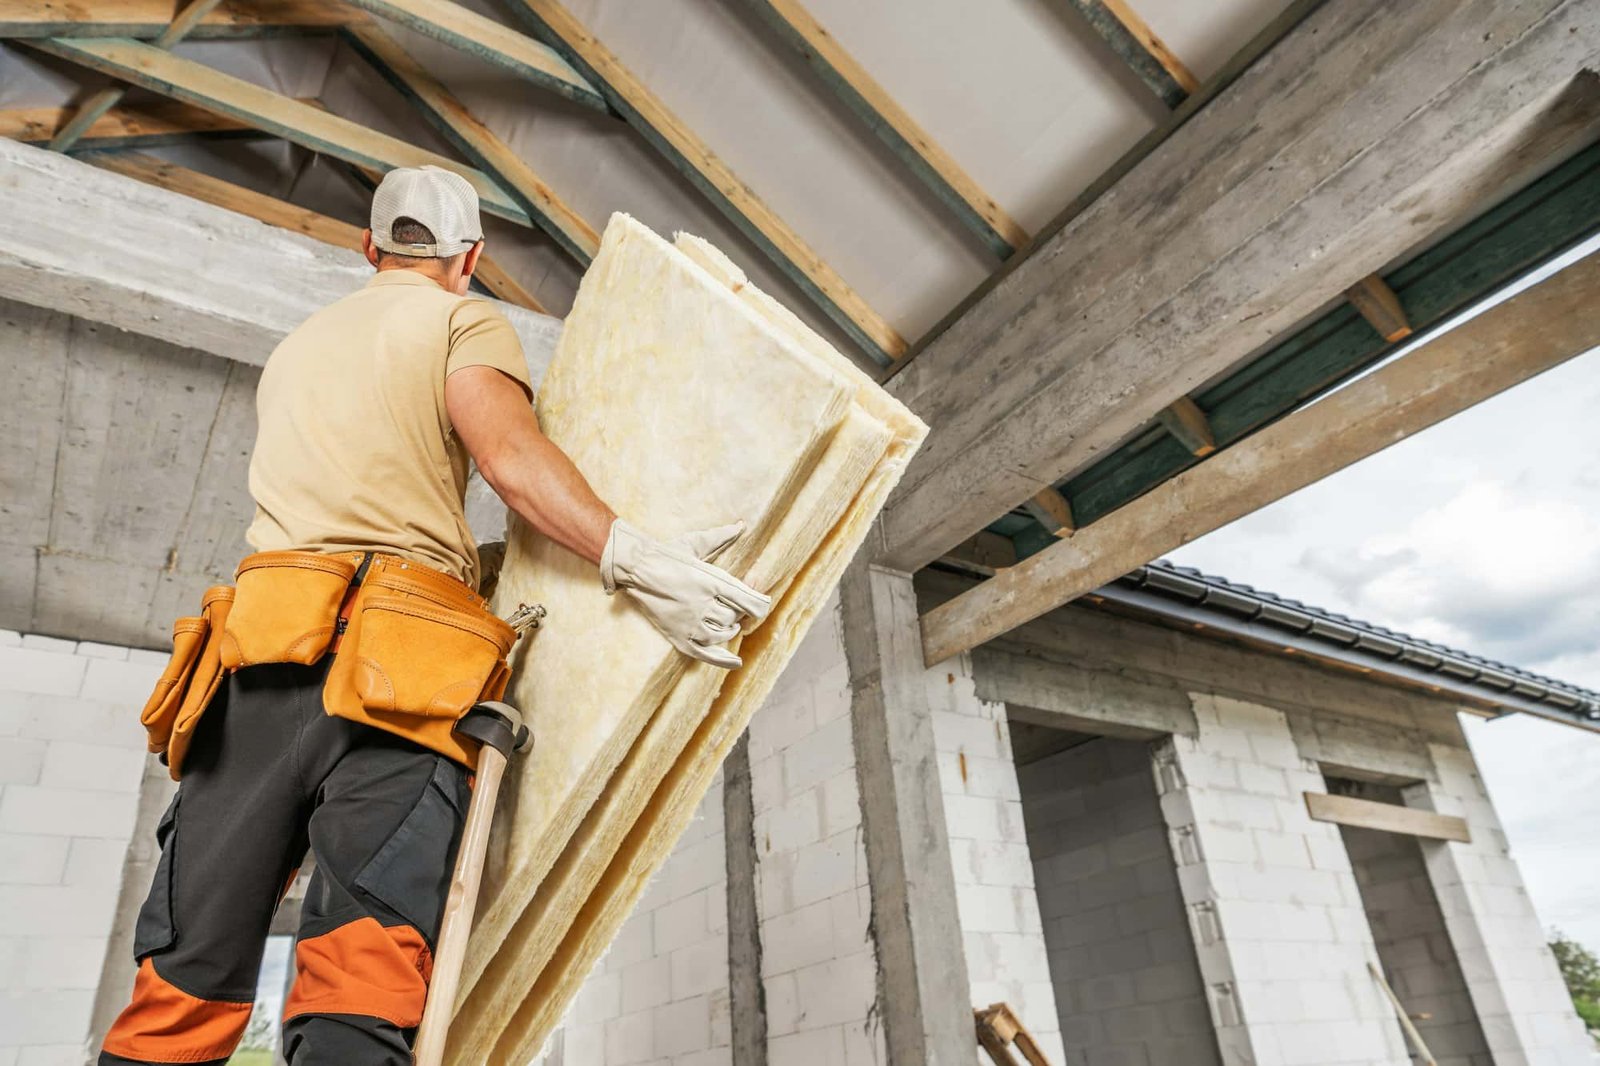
[351,592,516,719]
[221,551,358,669]
[158,586,234,780]
[140,616,210,756]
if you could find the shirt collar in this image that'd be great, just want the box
[366,270,448,291]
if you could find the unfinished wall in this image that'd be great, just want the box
[1018,736,1219,1066]
[930,656,1064,1064]
[1336,785,1492,1066]
[0,630,162,1065]
[535,775,732,1066]
[745,600,884,1066]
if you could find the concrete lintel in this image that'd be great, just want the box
[0,137,561,372]
[973,645,1196,740]
[839,555,973,1064]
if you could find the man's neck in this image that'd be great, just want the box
[375,261,451,291]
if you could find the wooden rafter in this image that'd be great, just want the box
[919,250,1600,665]
[338,0,606,113]
[49,0,228,152]
[505,0,907,365]
[0,0,356,39]
[1062,0,1197,109]
[1021,488,1074,537]
[25,38,538,229]
[741,0,1027,259]
[80,151,549,313]
[0,98,278,150]
[1157,396,1216,457]
[342,21,598,263]
[1346,273,1414,342]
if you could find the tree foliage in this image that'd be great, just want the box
[1550,930,1600,1035]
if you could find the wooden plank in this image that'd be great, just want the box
[875,5,1600,571]
[506,0,906,365]
[342,21,598,264]
[1021,487,1074,536]
[1306,792,1469,843]
[25,37,536,230]
[918,249,1600,664]
[1156,396,1216,456]
[49,0,230,152]
[338,0,606,112]
[1368,962,1442,1065]
[1346,273,1414,341]
[1101,0,1199,96]
[1060,0,1196,108]
[0,98,274,149]
[741,0,1026,258]
[0,0,356,38]
[471,256,548,314]
[85,152,365,248]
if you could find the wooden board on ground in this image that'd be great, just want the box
[447,214,924,1063]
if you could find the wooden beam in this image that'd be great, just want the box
[874,7,1600,572]
[85,151,365,248]
[0,98,277,149]
[1061,0,1197,109]
[741,0,1027,259]
[505,0,907,366]
[0,0,356,38]
[337,0,605,112]
[341,21,598,264]
[1156,396,1216,456]
[918,249,1600,664]
[470,256,548,314]
[1021,487,1075,537]
[1346,273,1414,341]
[25,37,537,230]
[1305,792,1470,843]
[48,0,229,152]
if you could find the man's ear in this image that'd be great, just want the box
[361,228,381,268]
[462,239,485,278]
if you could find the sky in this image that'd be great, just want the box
[1168,243,1600,952]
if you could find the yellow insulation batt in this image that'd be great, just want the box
[449,214,925,1064]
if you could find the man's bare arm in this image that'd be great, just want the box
[445,365,615,565]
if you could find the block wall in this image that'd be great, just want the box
[1018,737,1219,1066]
[536,774,732,1066]
[1338,811,1492,1066]
[1153,693,1411,1066]
[0,630,162,1066]
[745,601,884,1066]
[1407,744,1598,1065]
[930,657,1064,1064]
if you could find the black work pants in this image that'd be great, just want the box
[99,660,469,1065]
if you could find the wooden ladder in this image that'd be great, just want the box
[975,1002,1054,1066]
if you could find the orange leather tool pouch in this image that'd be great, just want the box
[325,556,517,767]
[221,551,361,669]
[145,585,234,780]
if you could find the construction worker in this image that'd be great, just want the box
[98,165,771,1066]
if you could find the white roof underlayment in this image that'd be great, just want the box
[0,0,1294,351]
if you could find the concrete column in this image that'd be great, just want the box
[839,561,976,1065]
[1406,743,1595,1065]
[927,653,1064,1063]
[1153,693,1410,1066]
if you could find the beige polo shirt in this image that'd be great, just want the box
[246,270,533,589]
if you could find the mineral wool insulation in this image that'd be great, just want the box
[448,213,926,1064]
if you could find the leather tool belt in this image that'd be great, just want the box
[140,550,518,778]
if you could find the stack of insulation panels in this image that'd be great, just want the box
[446,214,926,1064]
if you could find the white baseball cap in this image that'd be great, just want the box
[370,165,483,258]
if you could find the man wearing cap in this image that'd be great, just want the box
[97,166,770,1065]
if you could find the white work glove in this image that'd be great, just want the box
[601,519,773,669]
